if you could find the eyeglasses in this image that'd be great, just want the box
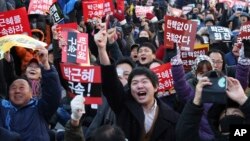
[212,61,223,64]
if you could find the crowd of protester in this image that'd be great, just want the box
[1,0,250,141]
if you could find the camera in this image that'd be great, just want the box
[202,70,227,104]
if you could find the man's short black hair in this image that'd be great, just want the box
[128,67,158,89]
[138,42,156,54]
[10,76,32,89]
[116,57,136,69]
[89,125,126,141]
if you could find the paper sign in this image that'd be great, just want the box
[181,44,209,71]
[82,0,105,22]
[58,22,78,30]
[0,7,31,37]
[135,5,154,18]
[116,0,125,13]
[0,34,47,59]
[28,0,57,15]
[208,26,231,42]
[219,0,246,9]
[103,0,115,15]
[61,31,90,65]
[60,63,102,104]
[164,16,197,51]
[151,63,174,96]
[167,5,182,17]
[182,5,193,15]
[49,2,64,23]
[238,21,250,42]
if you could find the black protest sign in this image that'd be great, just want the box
[208,26,231,42]
[49,2,64,23]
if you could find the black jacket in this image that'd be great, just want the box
[176,98,250,141]
[101,64,179,141]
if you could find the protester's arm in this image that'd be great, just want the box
[107,28,123,61]
[3,52,17,93]
[171,46,195,103]
[176,76,212,141]
[176,101,203,141]
[226,77,249,120]
[236,45,250,90]
[38,47,61,121]
[95,28,125,114]
[64,95,85,141]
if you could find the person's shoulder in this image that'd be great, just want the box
[0,99,13,108]
[157,98,179,123]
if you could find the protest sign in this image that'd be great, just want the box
[135,5,154,18]
[103,0,115,15]
[0,7,31,37]
[238,21,250,42]
[182,5,193,15]
[0,34,47,59]
[180,44,209,71]
[164,15,197,51]
[116,0,125,13]
[61,31,90,65]
[167,5,182,17]
[208,26,231,42]
[28,0,56,15]
[58,22,78,31]
[151,63,174,97]
[49,2,64,23]
[82,0,105,22]
[60,63,102,104]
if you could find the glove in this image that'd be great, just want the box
[70,95,85,120]
[170,43,183,66]
[146,13,158,23]
[238,42,250,65]
[113,12,127,25]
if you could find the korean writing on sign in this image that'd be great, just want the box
[82,0,104,22]
[28,0,56,15]
[181,44,209,71]
[61,63,101,83]
[135,5,154,18]
[0,7,31,37]
[49,2,64,23]
[164,16,197,51]
[103,0,114,15]
[116,0,124,13]
[208,26,231,42]
[61,31,90,65]
[60,63,102,104]
[239,21,250,43]
[219,0,234,8]
[151,63,174,93]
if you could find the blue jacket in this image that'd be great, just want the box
[225,52,237,66]
[0,66,61,141]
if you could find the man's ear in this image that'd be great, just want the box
[154,85,158,93]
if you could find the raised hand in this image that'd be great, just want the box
[226,77,248,105]
[193,77,212,106]
[70,95,85,121]
[94,29,108,50]
[35,46,50,70]
[107,28,117,44]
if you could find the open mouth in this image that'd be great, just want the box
[133,55,137,59]
[29,71,36,75]
[140,57,147,62]
[137,92,146,97]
